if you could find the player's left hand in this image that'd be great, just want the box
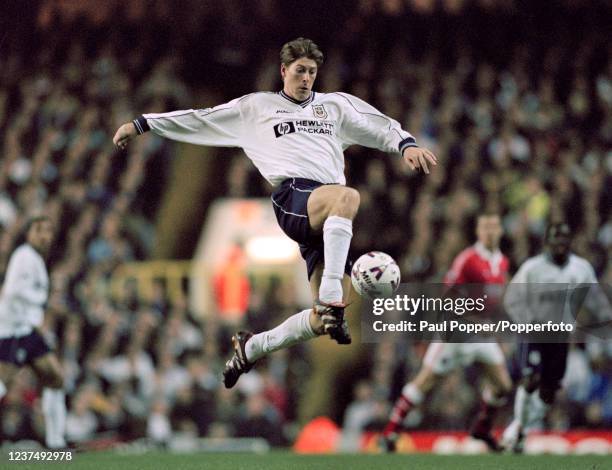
[113,122,137,150]
[402,147,437,174]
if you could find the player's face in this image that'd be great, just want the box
[476,216,502,250]
[281,58,317,101]
[26,219,53,256]
[546,223,571,262]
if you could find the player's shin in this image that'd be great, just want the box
[383,383,423,437]
[245,309,316,362]
[319,216,352,303]
[514,385,531,427]
[502,385,532,452]
[479,387,508,420]
[470,388,508,450]
[526,391,549,428]
[42,387,67,448]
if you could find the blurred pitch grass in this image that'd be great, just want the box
[3,450,610,470]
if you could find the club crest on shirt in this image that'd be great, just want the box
[312,104,328,119]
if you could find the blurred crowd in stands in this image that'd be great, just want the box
[0,0,610,449]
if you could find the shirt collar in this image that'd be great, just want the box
[474,242,502,262]
[279,90,315,107]
[475,242,503,276]
[544,251,572,268]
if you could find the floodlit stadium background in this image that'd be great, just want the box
[0,0,610,454]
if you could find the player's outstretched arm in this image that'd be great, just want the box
[113,122,137,149]
[402,146,437,174]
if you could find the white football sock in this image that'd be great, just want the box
[513,385,530,427]
[401,383,424,405]
[245,309,316,362]
[42,388,67,448]
[0,381,6,401]
[526,391,549,428]
[319,216,353,303]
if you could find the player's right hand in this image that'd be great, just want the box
[113,123,137,149]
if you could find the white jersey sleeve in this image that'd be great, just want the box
[0,244,49,337]
[575,258,612,325]
[333,93,416,155]
[139,98,245,148]
[503,257,539,324]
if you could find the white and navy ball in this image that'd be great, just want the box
[351,251,401,299]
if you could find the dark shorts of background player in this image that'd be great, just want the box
[0,330,52,367]
[272,178,353,280]
[518,342,569,391]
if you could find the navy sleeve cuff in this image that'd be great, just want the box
[399,136,418,154]
[133,116,150,135]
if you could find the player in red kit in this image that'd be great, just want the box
[380,213,512,452]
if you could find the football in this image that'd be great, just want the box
[351,251,401,299]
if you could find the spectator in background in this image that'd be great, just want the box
[213,243,251,324]
[234,392,284,447]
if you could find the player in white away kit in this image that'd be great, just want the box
[381,213,513,452]
[502,222,609,452]
[0,216,67,448]
[113,38,437,388]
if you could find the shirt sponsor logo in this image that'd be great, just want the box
[276,110,290,114]
[312,104,328,119]
[273,120,335,138]
[273,121,296,137]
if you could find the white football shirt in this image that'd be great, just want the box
[504,253,602,324]
[0,244,49,337]
[135,91,417,186]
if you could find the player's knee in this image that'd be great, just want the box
[490,387,512,407]
[39,366,64,389]
[521,371,539,394]
[421,376,437,394]
[51,372,64,389]
[415,369,438,393]
[333,187,360,216]
[343,187,360,211]
[539,386,557,405]
[497,379,513,397]
[44,372,64,389]
[40,374,64,388]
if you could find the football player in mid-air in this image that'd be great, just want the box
[381,213,513,452]
[0,216,67,448]
[113,38,437,388]
[502,222,610,452]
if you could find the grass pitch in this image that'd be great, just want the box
[3,450,610,470]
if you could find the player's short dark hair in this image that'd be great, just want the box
[25,215,51,234]
[545,221,571,240]
[280,37,324,67]
[18,215,51,245]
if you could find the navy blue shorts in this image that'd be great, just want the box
[518,342,569,391]
[271,178,353,280]
[0,330,52,366]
